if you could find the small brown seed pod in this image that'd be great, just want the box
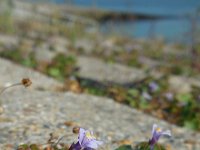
[21,78,32,87]
[72,126,80,134]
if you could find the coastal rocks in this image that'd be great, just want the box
[97,39,123,56]
[168,76,191,93]
[0,90,199,150]
[12,0,51,22]
[48,36,70,54]
[74,39,95,54]
[34,43,56,63]
[0,1,199,149]
[0,34,18,50]
[168,75,200,93]
[0,58,62,91]
[163,44,188,57]
[188,77,200,88]
[138,56,160,69]
[77,56,146,85]
[124,43,143,52]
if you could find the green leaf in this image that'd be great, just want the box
[184,119,200,130]
[115,145,133,150]
[135,142,150,150]
[29,144,40,150]
[128,89,139,97]
[135,142,166,150]
[176,93,192,104]
[139,98,149,109]
[17,144,29,150]
[48,67,61,78]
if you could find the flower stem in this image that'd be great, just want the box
[0,83,22,95]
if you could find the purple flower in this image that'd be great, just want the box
[69,128,103,150]
[149,124,171,150]
[149,82,159,92]
[164,92,174,101]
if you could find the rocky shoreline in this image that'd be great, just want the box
[0,0,200,149]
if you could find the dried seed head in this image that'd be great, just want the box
[72,126,80,134]
[0,78,32,96]
[21,78,32,87]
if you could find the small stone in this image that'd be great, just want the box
[0,107,4,114]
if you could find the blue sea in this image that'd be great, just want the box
[30,0,200,43]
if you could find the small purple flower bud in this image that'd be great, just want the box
[164,92,174,101]
[149,82,159,92]
[149,124,171,150]
[73,126,80,134]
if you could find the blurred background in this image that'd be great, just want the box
[0,0,200,131]
[27,0,200,43]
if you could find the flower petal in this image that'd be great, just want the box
[83,148,93,150]
[69,142,81,150]
[86,140,103,149]
[162,130,171,137]
[152,124,158,135]
[79,128,86,144]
